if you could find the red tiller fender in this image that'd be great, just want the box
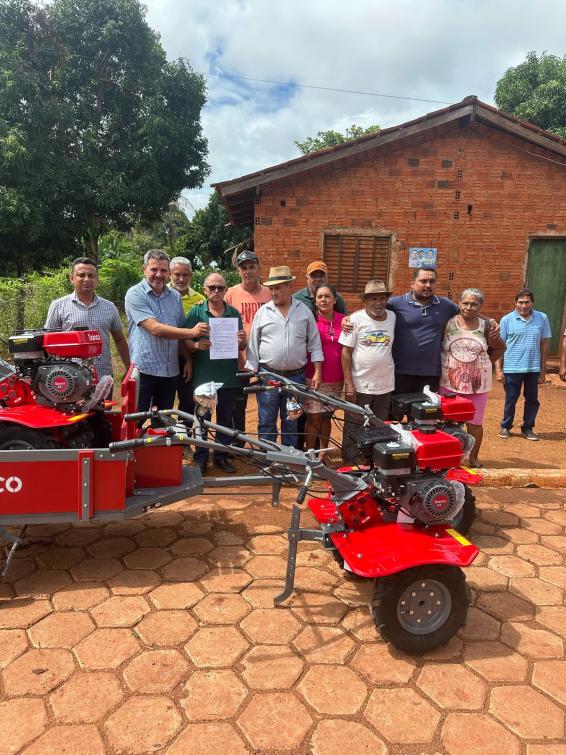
[308,497,479,579]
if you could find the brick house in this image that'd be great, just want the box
[213,96,566,353]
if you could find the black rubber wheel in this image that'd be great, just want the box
[449,485,476,535]
[371,565,469,654]
[0,426,54,450]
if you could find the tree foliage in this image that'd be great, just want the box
[0,0,208,270]
[495,51,566,137]
[295,124,381,155]
[178,192,251,268]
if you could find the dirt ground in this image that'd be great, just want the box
[238,373,566,472]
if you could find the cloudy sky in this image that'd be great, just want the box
[144,0,566,213]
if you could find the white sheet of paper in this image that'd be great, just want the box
[209,317,238,360]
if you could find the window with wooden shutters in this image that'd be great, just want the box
[323,233,391,292]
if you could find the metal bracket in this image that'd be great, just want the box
[274,504,326,606]
[0,527,23,577]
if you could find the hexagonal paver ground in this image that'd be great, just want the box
[298,665,367,714]
[417,663,488,709]
[237,692,312,750]
[185,627,249,668]
[441,712,520,755]
[364,687,441,744]
[0,486,564,755]
[49,671,124,723]
[104,695,182,754]
[21,724,106,755]
[2,648,75,696]
[241,645,304,690]
[310,719,388,755]
[166,722,248,755]
[74,628,140,669]
[180,669,247,720]
[28,611,94,648]
[490,685,564,739]
[1,698,48,752]
[123,649,189,693]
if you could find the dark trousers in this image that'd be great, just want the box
[232,374,250,446]
[138,373,178,415]
[344,392,392,462]
[232,392,248,444]
[194,387,240,465]
[501,372,540,431]
[295,411,307,450]
[393,373,440,394]
[177,357,194,422]
[391,373,440,421]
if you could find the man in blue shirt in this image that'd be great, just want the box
[496,288,551,441]
[125,250,208,414]
[388,267,458,394]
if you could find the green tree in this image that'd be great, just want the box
[495,51,566,137]
[179,192,251,268]
[0,0,208,269]
[295,124,381,155]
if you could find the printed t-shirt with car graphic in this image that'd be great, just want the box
[338,310,396,394]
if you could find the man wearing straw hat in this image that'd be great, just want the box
[246,265,323,447]
[339,280,396,451]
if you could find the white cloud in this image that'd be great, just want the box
[145,0,566,211]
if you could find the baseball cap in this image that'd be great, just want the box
[236,250,259,266]
[306,260,328,276]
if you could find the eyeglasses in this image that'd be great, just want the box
[206,285,226,292]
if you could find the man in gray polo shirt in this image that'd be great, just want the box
[246,265,323,446]
[125,250,208,414]
[45,257,130,383]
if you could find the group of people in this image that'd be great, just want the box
[44,251,562,473]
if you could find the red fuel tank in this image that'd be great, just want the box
[412,428,463,471]
[42,330,102,359]
[439,394,476,422]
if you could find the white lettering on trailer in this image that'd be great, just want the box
[0,476,23,493]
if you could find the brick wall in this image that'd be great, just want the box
[252,120,566,318]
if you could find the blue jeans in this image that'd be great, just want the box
[257,373,306,447]
[501,372,540,431]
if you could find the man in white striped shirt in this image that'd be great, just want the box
[45,257,130,382]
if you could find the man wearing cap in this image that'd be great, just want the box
[246,266,323,447]
[339,280,396,429]
[226,251,272,441]
[293,260,347,314]
[169,256,206,420]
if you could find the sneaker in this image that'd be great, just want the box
[499,428,511,438]
[521,429,539,441]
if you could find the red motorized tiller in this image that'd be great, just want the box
[0,335,481,654]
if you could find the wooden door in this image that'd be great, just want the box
[527,239,566,355]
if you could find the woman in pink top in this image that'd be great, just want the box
[304,285,345,462]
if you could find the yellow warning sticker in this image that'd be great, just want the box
[461,465,479,475]
[445,528,472,546]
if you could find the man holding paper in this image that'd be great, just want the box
[184,273,246,474]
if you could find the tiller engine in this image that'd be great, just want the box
[0,329,112,450]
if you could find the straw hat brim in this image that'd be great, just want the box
[263,276,296,287]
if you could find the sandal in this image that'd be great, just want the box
[468,460,485,469]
